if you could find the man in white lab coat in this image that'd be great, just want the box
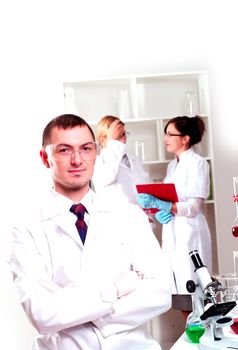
[8,114,172,350]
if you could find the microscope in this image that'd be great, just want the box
[187,250,238,349]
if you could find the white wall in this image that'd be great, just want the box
[0,0,238,348]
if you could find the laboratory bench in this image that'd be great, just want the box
[170,332,198,349]
[170,328,238,349]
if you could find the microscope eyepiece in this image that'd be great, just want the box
[189,250,205,270]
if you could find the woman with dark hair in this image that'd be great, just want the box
[137,116,212,318]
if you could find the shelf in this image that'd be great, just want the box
[64,77,135,120]
[143,160,171,165]
[63,71,210,121]
[63,71,214,188]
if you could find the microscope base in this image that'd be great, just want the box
[199,333,238,349]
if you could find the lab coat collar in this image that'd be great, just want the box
[41,187,95,221]
[71,189,95,216]
[40,187,123,247]
[178,147,195,160]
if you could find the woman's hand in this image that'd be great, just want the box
[137,193,172,211]
[107,119,125,141]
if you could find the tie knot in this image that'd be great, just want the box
[70,203,87,220]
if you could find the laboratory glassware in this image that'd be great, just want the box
[185,295,205,343]
[232,177,238,237]
[216,272,238,334]
[233,250,238,275]
[185,91,197,117]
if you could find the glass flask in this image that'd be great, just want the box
[118,88,132,118]
[185,296,205,343]
[232,177,238,237]
[132,140,145,161]
[185,91,197,117]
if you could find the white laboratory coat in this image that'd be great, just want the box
[162,148,212,295]
[8,188,172,350]
[92,139,149,204]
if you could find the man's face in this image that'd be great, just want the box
[41,125,96,197]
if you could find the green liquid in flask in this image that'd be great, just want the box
[185,324,205,343]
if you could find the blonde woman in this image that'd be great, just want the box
[92,115,149,204]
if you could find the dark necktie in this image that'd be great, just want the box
[70,203,88,244]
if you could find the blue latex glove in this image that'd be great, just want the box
[155,210,173,224]
[137,193,172,211]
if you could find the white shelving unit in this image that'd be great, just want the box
[63,70,218,274]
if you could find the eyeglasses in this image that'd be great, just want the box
[164,131,184,137]
[119,131,130,138]
[45,141,98,161]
